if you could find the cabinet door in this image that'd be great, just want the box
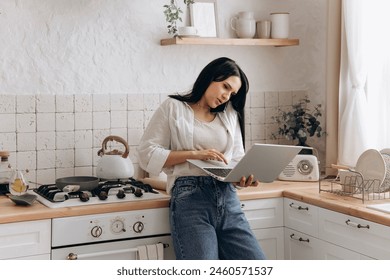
[252,228,284,260]
[242,198,283,229]
[284,227,321,260]
[284,198,318,237]
[0,219,51,260]
[318,208,390,259]
[318,239,362,260]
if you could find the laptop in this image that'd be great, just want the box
[187,143,311,183]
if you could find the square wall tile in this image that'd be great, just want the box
[75,130,93,149]
[0,95,16,113]
[17,132,36,151]
[36,95,55,113]
[36,168,56,185]
[110,111,127,128]
[111,94,127,111]
[56,95,74,113]
[56,149,75,168]
[127,111,144,129]
[0,132,16,152]
[75,112,92,130]
[75,95,93,112]
[37,132,56,150]
[56,113,75,131]
[56,131,75,149]
[250,92,265,108]
[264,91,279,108]
[128,95,144,110]
[75,148,93,167]
[17,95,36,113]
[93,94,110,112]
[0,114,16,133]
[93,112,110,129]
[278,91,293,106]
[16,113,36,133]
[16,151,37,171]
[37,113,55,132]
[37,150,56,169]
[250,108,265,125]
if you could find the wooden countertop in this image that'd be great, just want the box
[1,181,390,226]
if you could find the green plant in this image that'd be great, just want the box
[272,97,325,144]
[163,0,194,36]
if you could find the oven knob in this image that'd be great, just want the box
[133,221,144,233]
[111,219,126,233]
[91,225,103,238]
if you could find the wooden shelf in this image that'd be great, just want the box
[160,37,299,47]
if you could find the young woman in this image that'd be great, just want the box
[137,57,266,260]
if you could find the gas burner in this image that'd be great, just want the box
[32,177,169,208]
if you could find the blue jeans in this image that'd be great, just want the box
[169,176,266,260]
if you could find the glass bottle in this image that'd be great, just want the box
[0,151,13,194]
[9,170,29,196]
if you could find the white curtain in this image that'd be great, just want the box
[339,0,390,167]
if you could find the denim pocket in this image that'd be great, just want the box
[172,178,198,200]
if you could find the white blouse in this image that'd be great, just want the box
[136,97,245,194]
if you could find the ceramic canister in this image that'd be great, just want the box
[270,12,290,39]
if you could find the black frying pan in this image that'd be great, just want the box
[56,176,99,191]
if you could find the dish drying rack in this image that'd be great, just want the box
[319,164,390,203]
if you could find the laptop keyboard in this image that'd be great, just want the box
[204,168,233,178]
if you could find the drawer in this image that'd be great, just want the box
[284,198,318,237]
[241,198,283,229]
[0,219,51,259]
[318,208,390,259]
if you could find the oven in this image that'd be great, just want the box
[30,177,175,260]
[51,208,175,260]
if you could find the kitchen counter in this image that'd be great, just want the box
[1,181,390,226]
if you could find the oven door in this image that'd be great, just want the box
[51,235,175,260]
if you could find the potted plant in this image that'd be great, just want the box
[272,97,325,152]
[163,0,194,36]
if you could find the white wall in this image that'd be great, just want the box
[0,0,328,184]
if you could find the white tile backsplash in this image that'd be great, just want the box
[0,95,16,113]
[0,114,16,133]
[17,95,36,113]
[37,113,55,132]
[0,91,303,184]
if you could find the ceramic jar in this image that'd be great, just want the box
[270,12,290,39]
[231,11,256,38]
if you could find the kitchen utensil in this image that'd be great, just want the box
[8,193,37,206]
[55,176,99,191]
[355,149,386,191]
[96,135,134,180]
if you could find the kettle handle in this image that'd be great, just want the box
[97,135,130,159]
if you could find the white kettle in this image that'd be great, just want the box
[96,135,134,180]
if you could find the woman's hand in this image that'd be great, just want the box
[195,149,228,164]
[163,149,227,167]
[235,175,259,188]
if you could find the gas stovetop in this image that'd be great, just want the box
[31,178,169,208]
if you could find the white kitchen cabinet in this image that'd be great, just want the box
[284,198,319,237]
[284,227,321,260]
[0,219,51,260]
[285,198,387,260]
[241,198,284,259]
[318,208,390,259]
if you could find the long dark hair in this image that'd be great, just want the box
[169,57,249,144]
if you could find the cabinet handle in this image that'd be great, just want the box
[345,219,370,229]
[290,233,310,243]
[289,202,309,211]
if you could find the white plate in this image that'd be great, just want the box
[178,35,200,38]
[355,149,386,186]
